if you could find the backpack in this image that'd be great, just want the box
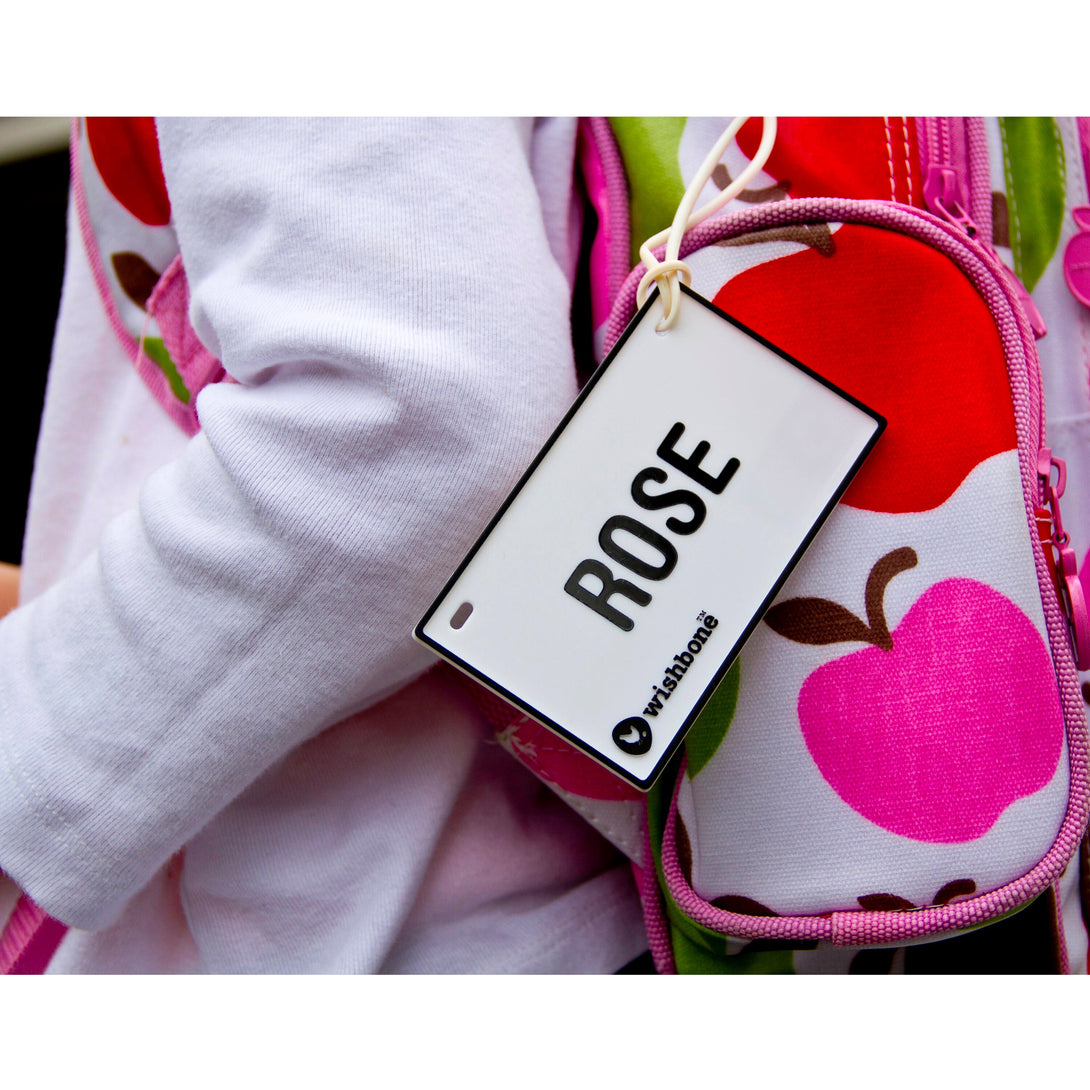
[456,117,1090,973]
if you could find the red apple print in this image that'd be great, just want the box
[766,548,1064,843]
[85,117,171,226]
[736,117,924,206]
[713,225,1016,513]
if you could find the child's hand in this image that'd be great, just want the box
[0,562,19,619]
[0,563,25,921]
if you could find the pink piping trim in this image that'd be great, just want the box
[0,895,65,975]
[965,118,992,251]
[146,254,227,434]
[614,198,1088,945]
[71,118,196,436]
[576,120,612,337]
[584,118,631,314]
[632,820,675,973]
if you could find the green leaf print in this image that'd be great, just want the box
[998,117,1066,291]
[609,118,687,265]
[685,660,740,778]
[141,337,191,405]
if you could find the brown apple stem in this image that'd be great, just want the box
[711,162,790,203]
[716,224,837,258]
[864,547,918,651]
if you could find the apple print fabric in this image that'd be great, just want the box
[670,221,1069,916]
[776,550,1063,845]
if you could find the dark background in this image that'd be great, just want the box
[1,135,69,564]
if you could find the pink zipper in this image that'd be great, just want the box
[911,122,1089,760]
[1039,448,1090,670]
[919,117,1085,660]
[919,117,1048,341]
[919,117,985,241]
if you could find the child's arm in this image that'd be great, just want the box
[0,118,580,930]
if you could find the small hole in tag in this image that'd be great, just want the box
[450,602,474,629]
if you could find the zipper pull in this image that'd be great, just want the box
[923,162,1048,339]
[1038,448,1090,669]
[923,165,979,237]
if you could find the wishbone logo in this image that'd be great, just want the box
[612,716,653,755]
[611,613,719,756]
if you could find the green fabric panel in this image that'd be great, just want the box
[671,928,733,973]
[675,931,795,974]
[141,337,191,404]
[685,661,739,778]
[998,117,1066,291]
[609,118,687,266]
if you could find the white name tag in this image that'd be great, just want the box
[415,287,884,789]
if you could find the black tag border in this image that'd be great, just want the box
[414,284,886,791]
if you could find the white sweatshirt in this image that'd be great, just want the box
[0,117,648,972]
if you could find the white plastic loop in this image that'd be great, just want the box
[637,116,778,331]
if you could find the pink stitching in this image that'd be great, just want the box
[633,818,675,973]
[901,117,913,207]
[884,117,897,203]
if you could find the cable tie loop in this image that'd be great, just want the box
[637,258,693,329]
[634,116,777,333]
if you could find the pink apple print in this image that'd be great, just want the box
[765,548,1065,843]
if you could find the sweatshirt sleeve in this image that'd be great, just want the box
[0,117,581,929]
